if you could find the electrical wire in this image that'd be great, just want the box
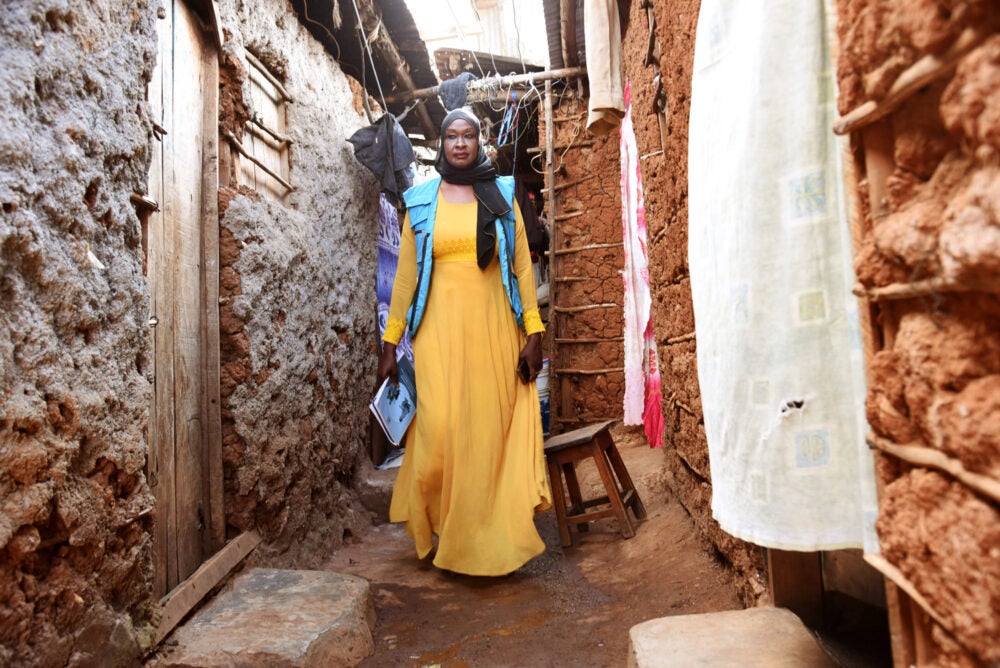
[302,0,341,61]
[442,0,486,77]
[349,0,387,110]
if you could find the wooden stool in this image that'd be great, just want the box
[544,420,647,547]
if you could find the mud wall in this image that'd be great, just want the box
[214,0,378,565]
[834,1,1000,664]
[616,0,767,604]
[0,2,158,665]
[545,92,626,427]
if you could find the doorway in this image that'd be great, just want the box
[147,0,224,597]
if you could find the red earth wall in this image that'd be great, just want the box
[834,1,1000,664]
[544,0,767,604]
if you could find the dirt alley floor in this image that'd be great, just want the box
[326,425,744,667]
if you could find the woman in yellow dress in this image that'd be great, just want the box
[377,108,551,576]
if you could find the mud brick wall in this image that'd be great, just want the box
[545,94,626,426]
[613,0,767,605]
[0,2,158,665]
[214,0,378,565]
[834,1,1000,663]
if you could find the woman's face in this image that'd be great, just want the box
[442,118,479,169]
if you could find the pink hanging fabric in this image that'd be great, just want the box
[620,82,663,447]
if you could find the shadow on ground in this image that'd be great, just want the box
[327,425,743,667]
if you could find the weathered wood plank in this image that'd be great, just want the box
[767,549,823,628]
[154,530,263,645]
[201,45,225,555]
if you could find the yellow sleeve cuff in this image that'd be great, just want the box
[382,317,406,345]
[523,308,544,336]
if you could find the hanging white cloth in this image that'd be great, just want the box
[620,82,663,447]
[688,0,878,551]
[584,0,625,135]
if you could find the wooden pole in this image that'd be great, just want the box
[545,79,572,430]
[383,66,588,104]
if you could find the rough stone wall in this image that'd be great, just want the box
[0,1,158,665]
[214,0,378,566]
[617,0,767,605]
[545,94,626,427]
[834,1,1000,664]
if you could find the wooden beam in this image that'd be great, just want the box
[853,277,998,301]
[527,140,596,155]
[554,337,624,344]
[665,332,695,345]
[768,549,824,629]
[834,26,992,135]
[354,0,437,139]
[201,54,225,554]
[541,174,597,194]
[552,303,619,313]
[867,434,1000,504]
[554,367,625,375]
[153,530,263,645]
[553,241,623,255]
[383,66,588,104]
[863,554,955,640]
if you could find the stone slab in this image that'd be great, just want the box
[149,568,374,667]
[628,607,838,667]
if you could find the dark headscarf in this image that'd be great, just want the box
[435,109,511,269]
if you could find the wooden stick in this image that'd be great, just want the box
[382,66,588,104]
[553,242,623,255]
[554,276,589,283]
[541,174,597,194]
[154,530,262,645]
[554,367,625,375]
[527,140,596,155]
[867,434,1000,504]
[665,332,695,345]
[552,416,622,425]
[852,277,995,301]
[668,395,696,416]
[552,303,619,313]
[863,554,956,643]
[248,113,293,145]
[555,337,624,344]
[245,51,293,102]
[223,130,294,191]
[553,211,586,222]
[834,26,991,135]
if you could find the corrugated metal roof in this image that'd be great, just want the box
[289,0,447,139]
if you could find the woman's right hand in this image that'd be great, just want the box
[378,343,399,384]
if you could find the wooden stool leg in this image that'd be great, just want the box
[562,462,588,532]
[590,441,635,539]
[600,432,647,521]
[547,457,573,548]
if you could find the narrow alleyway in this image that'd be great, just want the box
[328,426,743,666]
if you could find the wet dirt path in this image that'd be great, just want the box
[326,427,743,667]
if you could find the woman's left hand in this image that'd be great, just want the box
[517,333,543,384]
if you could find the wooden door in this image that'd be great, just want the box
[147,0,223,597]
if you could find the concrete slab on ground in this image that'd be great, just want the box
[628,607,838,667]
[148,568,375,667]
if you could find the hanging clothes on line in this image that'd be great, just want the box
[439,71,478,111]
[620,81,663,448]
[584,0,625,135]
[347,113,415,198]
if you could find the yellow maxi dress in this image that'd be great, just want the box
[382,191,552,576]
